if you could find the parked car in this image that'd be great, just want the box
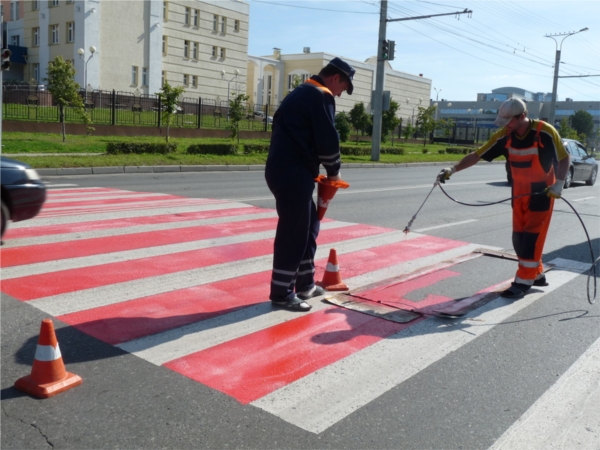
[1,156,46,238]
[506,138,597,188]
[262,116,273,124]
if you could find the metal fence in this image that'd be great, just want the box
[2,85,278,132]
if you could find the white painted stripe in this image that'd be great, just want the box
[44,183,79,188]
[571,196,596,202]
[34,344,61,361]
[414,219,478,232]
[3,221,353,280]
[28,229,420,318]
[490,336,600,450]
[3,211,279,248]
[13,201,253,228]
[43,192,173,203]
[251,259,589,434]
[119,242,486,365]
[40,198,214,214]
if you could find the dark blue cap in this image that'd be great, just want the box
[327,57,355,95]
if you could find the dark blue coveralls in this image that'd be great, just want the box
[265,76,341,302]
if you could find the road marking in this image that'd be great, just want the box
[414,219,478,232]
[490,335,600,450]
[44,183,79,188]
[571,196,596,202]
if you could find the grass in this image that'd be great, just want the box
[2,132,468,168]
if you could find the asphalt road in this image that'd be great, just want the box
[2,164,599,449]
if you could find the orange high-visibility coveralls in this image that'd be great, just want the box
[476,120,568,287]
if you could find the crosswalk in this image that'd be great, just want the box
[1,186,594,436]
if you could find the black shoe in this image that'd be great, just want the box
[501,282,531,299]
[533,276,549,287]
[297,285,326,300]
[271,296,312,312]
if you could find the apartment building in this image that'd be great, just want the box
[1,0,248,98]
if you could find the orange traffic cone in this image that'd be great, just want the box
[315,175,350,220]
[317,248,349,291]
[14,319,82,399]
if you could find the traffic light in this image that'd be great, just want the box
[1,48,12,71]
[388,40,396,61]
[381,40,389,60]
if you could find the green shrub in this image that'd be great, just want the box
[380,147,405,155]
[106,142,177,154]
[340,145,371,156]
[422,148,429,154]
[445,147,472,155]
[186,143,238,155]
[438,149,446,154]
[243,143,270,154]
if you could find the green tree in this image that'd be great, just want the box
[415,105,437,147]
[156,81,186,143]
[438,118,455,144]
[45,56,92,142]
[348,102,371,141]
[285,75,302,96]
[558,117,580,140]
[381,100,401,142]
[570,110,594,139]
[228,93,250,144]
[402,122,415,141]
[335,111,351,142]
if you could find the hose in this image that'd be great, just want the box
[436,183,597,305]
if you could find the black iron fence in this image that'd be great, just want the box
[2,85,278,132]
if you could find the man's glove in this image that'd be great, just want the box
[546,179,564,199]
[435,166,456,185]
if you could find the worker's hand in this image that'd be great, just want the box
[435,166,456,185]
[546,179,564,199]
[327,172,341,182]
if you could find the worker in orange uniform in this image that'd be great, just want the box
[436,98,570,299]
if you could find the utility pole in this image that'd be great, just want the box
[545,27,588,127]
[370,5,472,161]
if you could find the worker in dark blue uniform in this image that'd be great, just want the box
[265,57,355,311]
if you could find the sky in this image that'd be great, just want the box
[246,0,600,102]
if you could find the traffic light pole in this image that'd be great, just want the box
[370,6,472,161]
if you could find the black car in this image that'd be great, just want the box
[1,156,46,237]
[506,138,597,188]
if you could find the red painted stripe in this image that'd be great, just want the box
[41,194,184,209]
[58,236,465,345]
[2,224,390,300]
[163,269,455,404]
[2,206,263,239]
[1,217,280,267]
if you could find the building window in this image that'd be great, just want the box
[162,36,167,55]
[163,1,168,20]
[183,74,188,86]
[212,15,217,31]
[211,46,217,57]
[192,42,198,60]
[220,16,226,33]
[51,0,59,6]
[33,63,40,82]
[131,66,138,85]
[33,27,39,46]
[10,1,18,20]
[32,0,39,10]
[184,7,190,25]
[51,24,59,44]
[192,75,197,87]
[11,35,20,46]
[234,20,240,32]
[67,22,75,42]
[142,67,148,86]
[183,40,189,58]
[193,9,199,27]
[220,47,226,59]
[162,71,166,86]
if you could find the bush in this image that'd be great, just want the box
[340,145,371,156]
[445,147,472,155]
[380,147,405,155]
[422,148,429,154]
[243,143,270,154]
[438,149,446,154]
[106,142,177,154]
[186,143,238,155]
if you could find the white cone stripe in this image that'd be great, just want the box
[2,221,354,280]
[4,211,279,248]
[119,241,482,365]
[34,344,62,361]
[489,335,600,450]
[325,262,339,272]
[251,259,589,434]
[28,229,414,317]
[13,202,255,228]
[43,192,174,203]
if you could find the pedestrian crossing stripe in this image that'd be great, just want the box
[1,187,590,434]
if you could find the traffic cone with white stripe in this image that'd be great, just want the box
[14,319,82,398]
[317,248,349,291]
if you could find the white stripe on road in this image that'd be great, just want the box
[43,192,173,203]
[571,196,596,202]
[251,258,590,434]
[414,219,478,232]
[490,336,600,450]
[119,242,486,365]
[44,183,79,188]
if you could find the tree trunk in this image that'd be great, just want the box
[60,106,66,142]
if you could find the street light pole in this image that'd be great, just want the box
[411,98,422,126]
[433,87,442,121]
[77,46,96,104]
[221,69,240,121]
[545,27,588,126]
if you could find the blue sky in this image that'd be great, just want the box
[247,0,600,102]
